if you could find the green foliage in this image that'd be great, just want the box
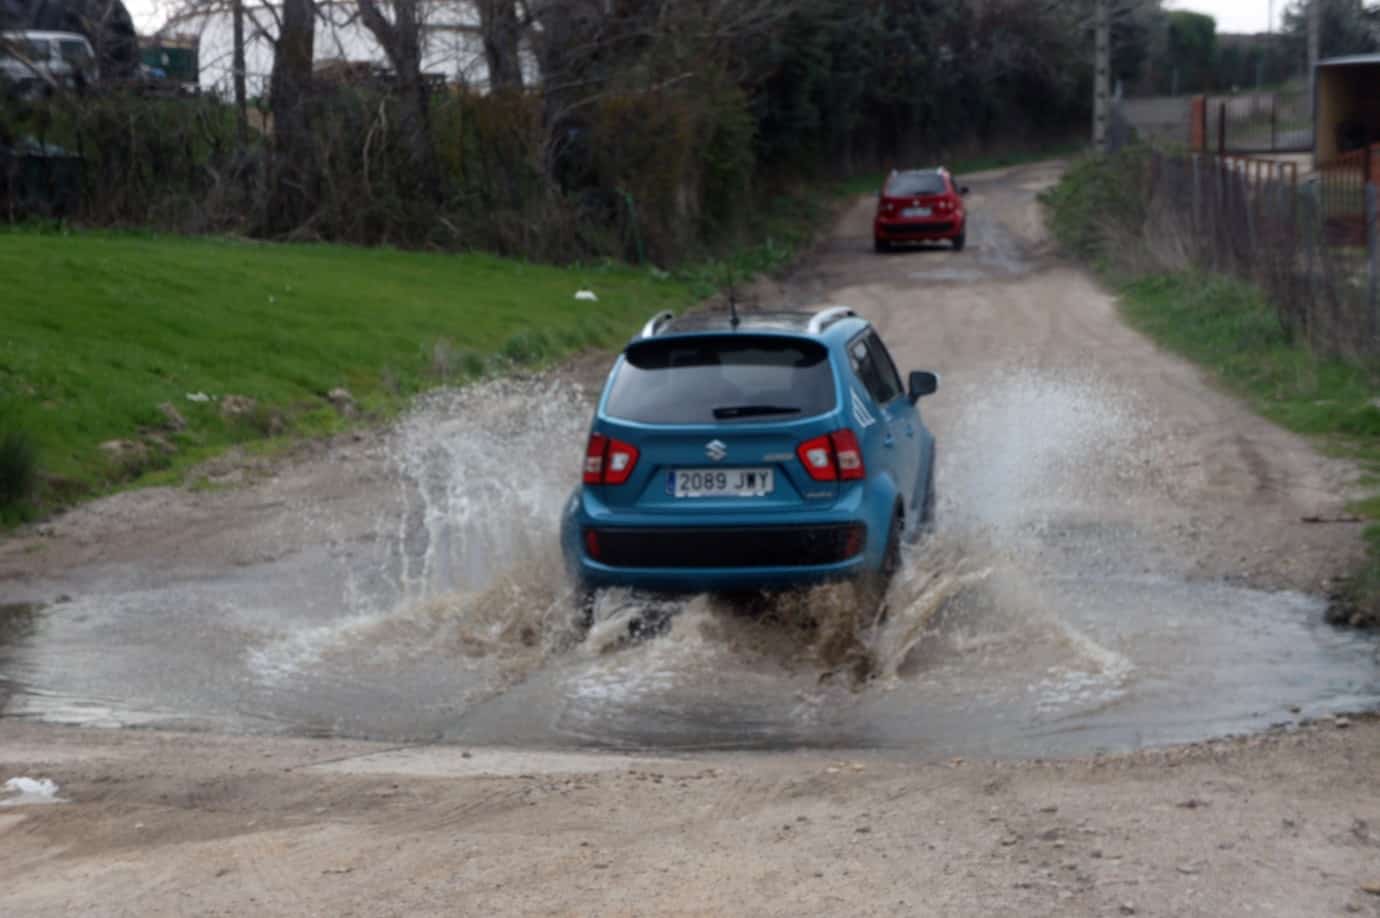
[0,228,693,511]
[1165,11,1219,94]
[1281,0,1380,60]
[1038,150,1151,268]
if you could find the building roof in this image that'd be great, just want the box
[1317,54,1380,70]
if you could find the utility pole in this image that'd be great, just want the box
[1094,0,1110,152]
[233,0,248,146]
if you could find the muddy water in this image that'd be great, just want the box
[4,371,1377,756]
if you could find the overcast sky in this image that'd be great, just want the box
[1169,0,1281,34]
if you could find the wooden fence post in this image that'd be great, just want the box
[1304,181,1321,349]
[1368,183,1378,346]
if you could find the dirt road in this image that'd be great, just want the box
[3,161,1379,915]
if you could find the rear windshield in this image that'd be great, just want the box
[886,172,947,196]
[606,336,837,425]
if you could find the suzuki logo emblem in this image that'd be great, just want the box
[705,439,728,462]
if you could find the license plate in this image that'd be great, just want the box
[669,468,774,498]
[902,207,932,218]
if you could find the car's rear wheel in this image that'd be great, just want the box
[874,237,889,254]
[952,231,966,252]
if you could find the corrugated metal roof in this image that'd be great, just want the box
[1317,54,1380,69]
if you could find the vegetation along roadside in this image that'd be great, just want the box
[0,230,694,524]
[1,145,1081,527]
[1041,151,1380,627]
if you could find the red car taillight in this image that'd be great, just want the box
[832,429,865,479]
[796,429,866,482]
[583,433,640,485]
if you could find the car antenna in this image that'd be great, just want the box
[728,283,741,330]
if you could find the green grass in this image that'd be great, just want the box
[836,142,1085,198]
[0,229,693,511]
[1120,274,1380,441]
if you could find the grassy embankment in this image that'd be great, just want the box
[0,179,836,524]
[1041,153,1380,625]
[0,231,695,522]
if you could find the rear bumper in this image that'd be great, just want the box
[875,218,962,240]
[594,523,864,567]
[575,555,868,592]
[563,502,879,592]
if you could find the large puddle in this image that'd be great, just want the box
[2,373,1378,757]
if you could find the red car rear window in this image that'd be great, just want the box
[885,173,947,196]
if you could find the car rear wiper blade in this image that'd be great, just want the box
[712,404,802,419]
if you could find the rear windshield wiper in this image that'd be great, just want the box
[712,404,802,419]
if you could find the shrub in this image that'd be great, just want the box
[501,330,550,365]
[0,427,38,507]
[1039,149,1153,269]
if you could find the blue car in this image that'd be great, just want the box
[561,306,938,597]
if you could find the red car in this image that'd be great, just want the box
[873,168,969,253]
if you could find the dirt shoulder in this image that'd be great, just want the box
[4,718,1380,917]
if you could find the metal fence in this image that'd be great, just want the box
[1203,89,1313,155]
[1148,150,1379,357]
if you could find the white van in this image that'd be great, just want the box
[0,30,98,95]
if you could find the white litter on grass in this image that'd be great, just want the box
[185,392,212,403]
[574,290,598,302]
[1,777,65,806]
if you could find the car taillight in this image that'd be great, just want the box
[583,433,639,485]
[831,429,865,480]
[796,429,866,482]
[798,435,835,481]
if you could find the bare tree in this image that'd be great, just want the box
[232,0,247,144]
[477,0,523,90]
[266,0,316,231]
[355,0,440,195]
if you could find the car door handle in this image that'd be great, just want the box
[883,431,895,448]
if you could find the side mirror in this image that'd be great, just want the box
[908,371,939,402]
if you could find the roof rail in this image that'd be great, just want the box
[807,306,858,335]
[639,310,675,339]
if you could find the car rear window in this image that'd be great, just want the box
[885,172,947,196]
[606,335,837,425]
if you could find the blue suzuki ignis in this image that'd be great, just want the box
[562,306,938,595]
